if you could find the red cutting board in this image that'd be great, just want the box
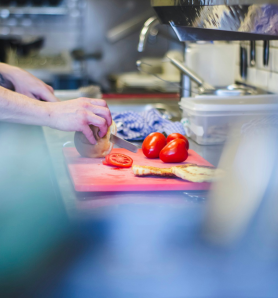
[63,147,213,192]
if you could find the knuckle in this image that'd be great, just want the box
[94,99,106,106]
[76,109,88,124]
[100,99,108,106]
[81,101,90,109]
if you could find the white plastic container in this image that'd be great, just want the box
[180,95,278,145]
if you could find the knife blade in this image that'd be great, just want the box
[110,134,138,153]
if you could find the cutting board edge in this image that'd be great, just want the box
[74,182,211,192]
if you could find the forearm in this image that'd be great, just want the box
[0,84,112,144]
[0,86,51,126]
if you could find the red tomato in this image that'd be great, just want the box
[104,153,133,168]
[159,139,188,163]
[166,133,189,150]
[142,132,167,158]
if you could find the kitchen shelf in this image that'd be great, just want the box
[0,6,68,15]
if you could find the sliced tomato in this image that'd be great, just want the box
[102,160,109,165]
[104,153,133,168]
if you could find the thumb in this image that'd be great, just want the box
[81,126,97,145]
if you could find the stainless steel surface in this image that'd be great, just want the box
[110,133,138,153]
[137,16,160,52]
[107,11,153,43]
[152,1,278,41]
[180,44,191,98]
[151,0,278,5]
[181,70,191,98]
[168,56,215,91]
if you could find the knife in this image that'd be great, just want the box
[110,134,138,153]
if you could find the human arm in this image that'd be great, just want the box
[0,87,112,144]
[0,63,58,102]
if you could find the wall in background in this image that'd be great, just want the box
[234,41,278,94]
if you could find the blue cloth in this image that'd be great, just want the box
[112,108,185,141]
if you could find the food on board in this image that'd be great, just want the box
[132,164,224,182]
[159,139,188,163]
[142,132,167,158]
[103,153,133,168]
[132,165,175,177]
[74,121,117,158]
[171,164,224,183]
[166,133,189,150]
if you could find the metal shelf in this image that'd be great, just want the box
[0,6,68,15]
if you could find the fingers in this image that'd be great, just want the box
[87,104,112,127]
[86,112,108,138]
[39,88,60,102]
[45,84,54,93]
[81,125,97,145]
[87,98,108,108]
[24,92,37,100]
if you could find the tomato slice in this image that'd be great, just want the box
[104,153,133,168]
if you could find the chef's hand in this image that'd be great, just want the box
[46,97,112,144]
[0,63,59,102]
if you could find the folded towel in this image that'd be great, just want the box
[112,108,185,141]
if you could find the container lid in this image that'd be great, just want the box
[180,95,278,113]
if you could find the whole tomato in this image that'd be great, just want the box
[166,133,189,150]
[159,139,188,163]
[142,132,167,158]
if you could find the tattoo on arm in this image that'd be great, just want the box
[0,73,14,90]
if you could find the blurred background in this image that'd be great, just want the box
[0,0,182,91]
[1,1,278,298]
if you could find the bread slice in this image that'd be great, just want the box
[132,164,224,182]
[132,165,175,177]
[171,163,224,183]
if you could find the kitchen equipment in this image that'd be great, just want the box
[263,40,270,66]
[167,56,257,97]
[167,56,215,92]
[240,45,248,80]
[250,41,256,67]
[110,134,138,153]
[137,16,160,52]
[0,35,44,63]
[63,147,213,192]
[151,1,278,41]
[179,94,278,145]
